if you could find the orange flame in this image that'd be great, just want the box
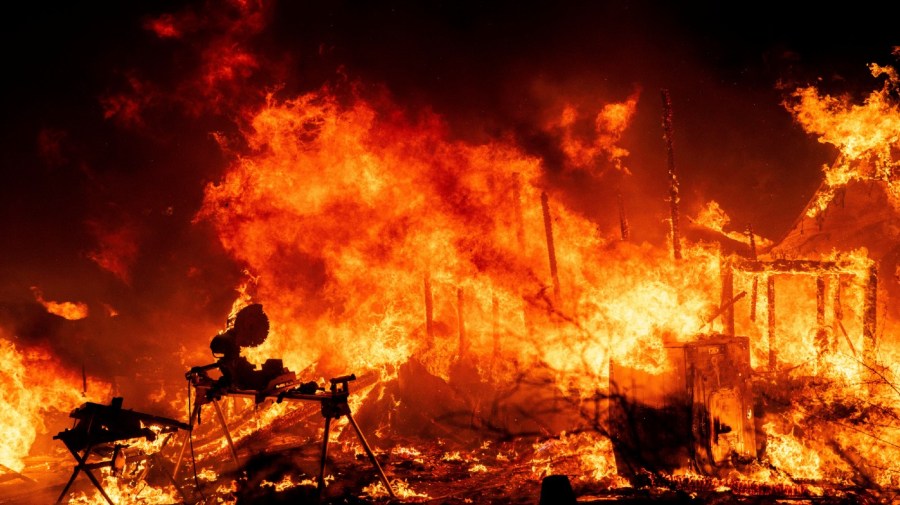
[197,85,722,395]
[546,91,639,173]
[691,200,772,248]
[30,286,89,321]
[785,63,900,216]
[0,336,109,472]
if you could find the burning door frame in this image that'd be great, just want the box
[609,335,756,477]
[608,253,878,480]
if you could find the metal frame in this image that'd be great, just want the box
[172,375,396,499]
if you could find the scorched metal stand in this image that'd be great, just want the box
[173,373,396,499]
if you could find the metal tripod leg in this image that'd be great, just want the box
[81,462,116,505]
[173,398,240,479]
[173,400,202,477]
[56,444,115,505]
[151,453,190,503]
[317,415,332,493]
[346,412,396,499]
[55,464,82,504]
[0,463,36,484]
[316,412,395,499]
[211,399,241,467]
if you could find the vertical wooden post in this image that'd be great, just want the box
[815,275,828,361]
[512,172,531,337]
[746,224,758,260]
[750,277,758,322]
[492,295,500,359]
[661,89,682,260]
[767,275,776,370]
[863,264,878,370]
[721,259,735,335]
[457,287,467,359]
[424,272,434,343]
[513,172,526,250]
[541,191,561,302]
[747,224,759,323]
[617,191,630,241]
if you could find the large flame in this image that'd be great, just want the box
[196,85,723,394]
[0,336,109,472]
[187,74,900,496]
[785,62,900,217]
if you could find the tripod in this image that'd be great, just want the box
[173,374,396,499]
[53,399,189,505]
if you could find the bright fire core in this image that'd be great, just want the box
[3,12,900,504]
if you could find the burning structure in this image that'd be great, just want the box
[1,2,900,504]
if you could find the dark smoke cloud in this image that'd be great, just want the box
[0,0,896,413]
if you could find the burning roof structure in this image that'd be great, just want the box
[1,2,900,504]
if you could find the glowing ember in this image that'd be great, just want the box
[65,474,180,505]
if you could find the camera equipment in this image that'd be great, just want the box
[179,304,396,498]
[188,303,298,400]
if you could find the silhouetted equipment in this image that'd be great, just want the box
[192,303,298,396]
[539,475,576,505]
[609,335,757,477]
[178,303,395,498]
[53,397,189,505]
[0,463,36,484]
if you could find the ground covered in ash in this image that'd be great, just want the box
[0,430,886,504]
[2,372,896,504]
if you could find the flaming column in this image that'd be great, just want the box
[661,89,682,260]
[720,261,735,335]
[541,191,561,301]
[424,272,434,344]
[747,225,758,322]
[863,264,877,371]
[815,275,828,362]
[767,275,776,370]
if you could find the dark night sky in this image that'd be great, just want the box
[0,0,897,393]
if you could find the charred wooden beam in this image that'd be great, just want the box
[863,264,877,370]
[660,89,682,260]
[706,291,746,327]
[815,275,829,361]
[491,295,500,359]
[513,172,526,250]
[832,275,858,356]
[721,259,735,335]
[457,287,467,359]
[734,258,844,274]
[834,275,844,321]
[541,191,561,301]
[767,274,777,370]
[424,272,434,343]
[750,274,758,322]
[747,225,759,322]
[0,464,36,484]
[617,191,630,241]
[512,175,532,338]
[746,224,758,260]
[816,275,826,327]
